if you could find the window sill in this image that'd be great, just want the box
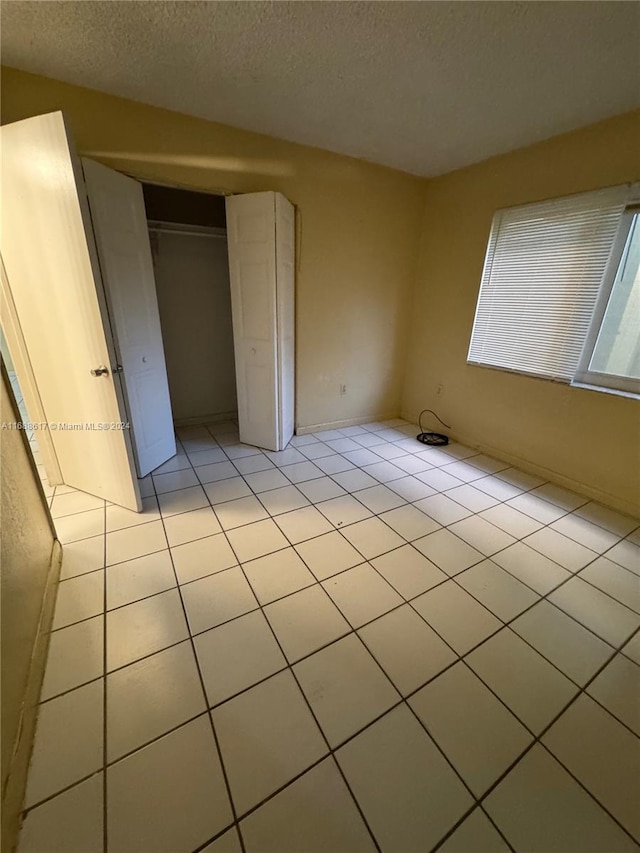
[570,381,640,401]
[467,362,640,400]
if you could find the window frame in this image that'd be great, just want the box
[572,197,640,398]
[467,184,640,400]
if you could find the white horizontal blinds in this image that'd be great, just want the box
[468,187,629,381]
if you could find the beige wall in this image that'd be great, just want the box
[2,66,638,511]
[1,66,425,431]
[1,367,58,852]
[152,230,237,422]
[403,111,640,515]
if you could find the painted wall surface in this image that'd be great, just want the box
[1,66,425,431]
[1,369,56,850]
[403,111,640,515]
[151,230,237,422]
[2,66,638,511]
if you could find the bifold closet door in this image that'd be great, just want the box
[0,111,141,510]
[82,158,176,477]
[226,191,295,451]
[275,193,295,449]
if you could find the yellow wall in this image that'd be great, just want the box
[0,66,425,431]
[1,368,58,853]
[2,67,638,512]
[402,111,640,515]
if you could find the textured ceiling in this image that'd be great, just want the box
[2,1,638,176]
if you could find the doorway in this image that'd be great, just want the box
[141,182,238,428]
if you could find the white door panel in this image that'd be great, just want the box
[82,158,176,476]
[226,192,279,450]
[0,111,141,510]
[275,193,296,449]
[226,191,296,451]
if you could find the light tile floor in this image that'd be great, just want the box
[17,417,640,853]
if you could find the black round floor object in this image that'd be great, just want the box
[416,409,450,446]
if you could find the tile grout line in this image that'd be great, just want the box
[25,609,638,850]
[165,423,640,849]
[30,421,640,849]
[36,423,640,553]
[175,423,640,848]
[238,426,638,539]
[44,449,640,736]
[56,435,640,607]
[149,458,249,853]
[44,544,640,751]
[431,619,640,851]
[36,555,640,748]
[181,425,384,853]
[54,486,640,577]
[193,430,520,851]
[243,448,638,704]
[53,508,640,635]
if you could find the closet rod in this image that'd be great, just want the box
[147,225,227,239]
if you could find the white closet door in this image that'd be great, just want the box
[226,191,295,451]
[82,158,176,476]
[275,193,296,449]
[0,112,141,510]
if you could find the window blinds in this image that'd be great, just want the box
[467,186,629,381]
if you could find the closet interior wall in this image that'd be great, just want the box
[143,184,237,425]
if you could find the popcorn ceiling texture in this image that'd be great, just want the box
[2,0,638,176]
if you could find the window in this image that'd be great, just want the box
[573,209,640,394]
[467,185,640,397]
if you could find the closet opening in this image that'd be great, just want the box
[141,182,237,428]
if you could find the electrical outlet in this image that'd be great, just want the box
[340,384,347,396]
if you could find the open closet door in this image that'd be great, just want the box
[226,191,295,451]
[0,112,141,510]
[275,193,295,449]
[81,158,176,477]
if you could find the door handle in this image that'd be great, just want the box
[90,366,109,377]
